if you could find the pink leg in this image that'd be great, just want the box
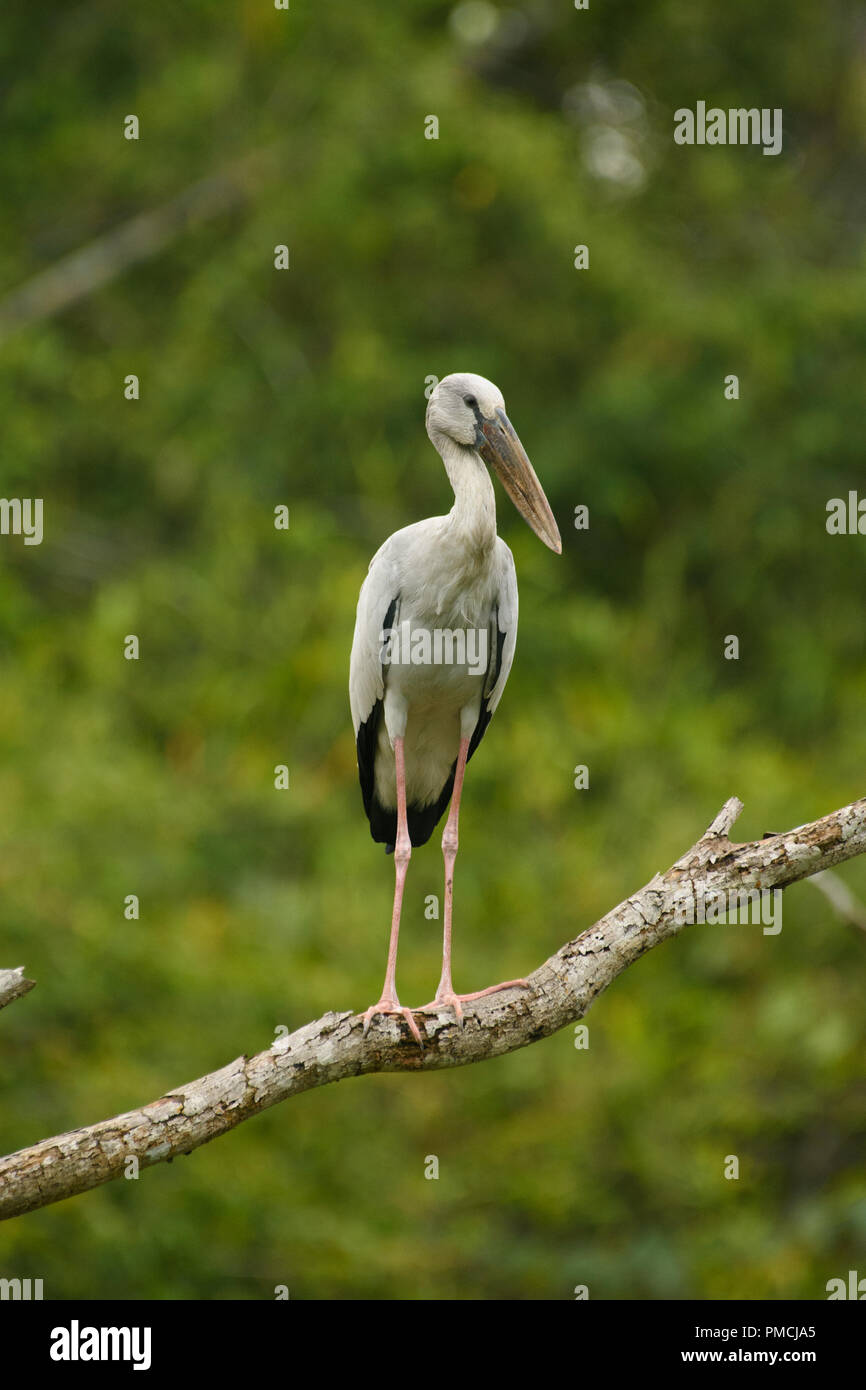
[362,737,423,1045]
[416,736,529,1028]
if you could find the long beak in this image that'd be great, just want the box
[478,409,562,554]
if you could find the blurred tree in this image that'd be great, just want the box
[0,0,864,1299]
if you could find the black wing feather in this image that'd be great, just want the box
[356,596,398,845]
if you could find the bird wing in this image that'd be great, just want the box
[349,536,400,737]
[467,537,519,760]
[349,534,402,833]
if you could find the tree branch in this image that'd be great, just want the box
[1,794,864,1222]
[0,144,283,344]
[0,967,35,1012]
[807,868,866,933]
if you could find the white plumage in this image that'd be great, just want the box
[349,372,560,1041]
[350,515,517,843]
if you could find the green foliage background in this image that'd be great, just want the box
[1,0,865,1299]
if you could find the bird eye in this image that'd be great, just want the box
[463,395,478,409]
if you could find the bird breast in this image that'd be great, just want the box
[381,522,497,719]
[398,518,498,627]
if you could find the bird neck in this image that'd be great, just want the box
[434,433,497,554]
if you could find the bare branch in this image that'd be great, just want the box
[0,145,283,344]
[0,967,35,1013]
[1,794,864,1222]
[807,869,866,933]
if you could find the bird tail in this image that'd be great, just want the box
[378,779,456,854]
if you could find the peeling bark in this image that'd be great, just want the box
[0,967,35,1012]
[1,794,864,1222]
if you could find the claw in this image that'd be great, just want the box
[361,999,424,1047]
[415,979,530,1030]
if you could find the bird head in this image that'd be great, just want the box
[426,372,562,554]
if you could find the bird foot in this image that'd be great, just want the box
[362,997,424,1046]
[414,979,530,1030]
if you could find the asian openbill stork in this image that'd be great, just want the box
[349,373,561,1042]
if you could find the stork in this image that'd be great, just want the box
[349,373,561,1043]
